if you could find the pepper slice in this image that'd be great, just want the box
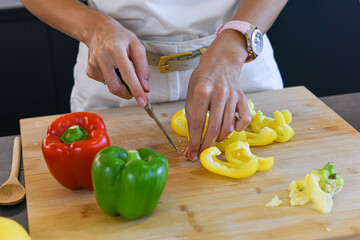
[214,131,246,151]
[225,141,274,171]
[251,110,295,143]
[171,109,189,137]
[245,127,277,146]
[92,146,168,220]
[42,112,110,190]
[200,147,259,178]
[280,109,292,125]
[171,108,209,138]
[247,99,257,118]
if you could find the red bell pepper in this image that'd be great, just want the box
[42,112,110,190]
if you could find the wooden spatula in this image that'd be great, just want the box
[0,137,26,205]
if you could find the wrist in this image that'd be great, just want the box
[80,10,118,47]
[216,29,249,64]
[216,20,263,62]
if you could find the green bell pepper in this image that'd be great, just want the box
[92,146,168,220]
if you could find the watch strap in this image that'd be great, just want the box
[215,20,255,62]
[215,20,251,37]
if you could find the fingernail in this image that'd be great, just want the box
[144,80,150,91]
[137,97,146,107]
[184,148,189,157]
[190,152,197,161]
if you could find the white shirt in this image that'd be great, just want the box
[71,0,283,112]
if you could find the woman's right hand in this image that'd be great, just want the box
[20,0,149,106]
[85,16,150,107]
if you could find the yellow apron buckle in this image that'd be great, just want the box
[158,51,193,73]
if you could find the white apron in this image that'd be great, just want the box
[71,0,283,112]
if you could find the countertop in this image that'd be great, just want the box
[0,92,359,233]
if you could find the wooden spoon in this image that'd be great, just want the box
[0,137,26,205]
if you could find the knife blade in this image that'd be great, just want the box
[115,69,180,153]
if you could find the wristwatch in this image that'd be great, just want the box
[216,20,263,62]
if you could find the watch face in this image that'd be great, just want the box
[251,29,263,56]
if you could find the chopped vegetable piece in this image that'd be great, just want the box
[214,131,246,152]
[225,141,274,171]
[171,108,209,138]
[245,127,277,146]
[265,195,283,207]
[200,147,258,178]
[288,163,344,213]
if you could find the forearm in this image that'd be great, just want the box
[233,0,288,33]
[20,0,111,45]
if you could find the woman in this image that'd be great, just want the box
[20,0,287,160]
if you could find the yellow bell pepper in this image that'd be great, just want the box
[273,122,295,143]
[245,127,277,146]
[214,131,246,152]
[225,141,274,171]
[171,108,189,137]
[247,99,257,118]
[171,108,209,138]
[0,217,31,240]
[289,174,312,206]
[214,127,277,150]
[251,110,295,143]
[200,147,259,178]
[265,195,283,207]
[280,109,292,125]
[289,163,344,214]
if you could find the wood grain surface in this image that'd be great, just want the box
[20,86,360,240]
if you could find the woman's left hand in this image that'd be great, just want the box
[185,29,252,161]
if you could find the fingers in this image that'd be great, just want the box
[216,92,236,142]
[199,84,228,154]
[98,58,133,99]
[185,83,211,160]
[112,51,147,107]
[235,93,252,131]
[86,25,150,107]
[185,82,251,161]
[129,42,150,92]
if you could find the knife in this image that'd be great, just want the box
[115,69,180,153]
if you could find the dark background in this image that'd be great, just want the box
[1,0,359,137]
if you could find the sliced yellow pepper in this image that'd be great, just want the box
[214,127,276,150]
[225,141,274,171]
[257,155,275,171]
[247,99,257,118]
[171,109,188,137]
[200,147,259,178]
[273,122,295,143]
[251,110,295,143]
[171,108,209,138]
[280,109,292,125]
[245,127,277,146]
[214,131,246,152]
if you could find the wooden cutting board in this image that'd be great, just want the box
[20,86,360,240]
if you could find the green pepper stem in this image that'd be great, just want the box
[60,125,88,144]
[127,150,142,161]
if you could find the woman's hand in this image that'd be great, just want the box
[85,16,150,107]
[185,30,252,161]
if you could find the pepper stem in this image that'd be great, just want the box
[127,150,141,161]
[60,125,88,144]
